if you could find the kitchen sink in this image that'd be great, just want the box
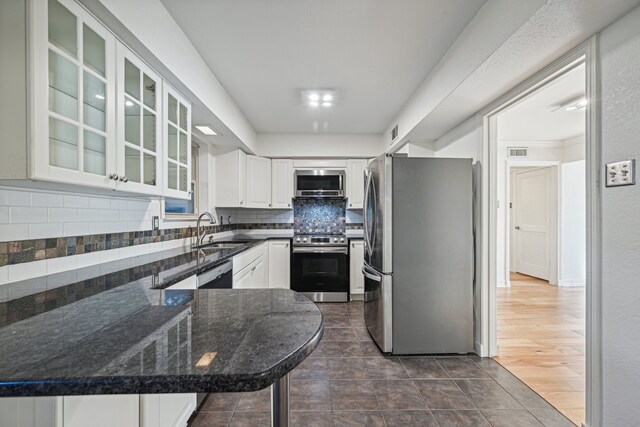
[200,242,247,250]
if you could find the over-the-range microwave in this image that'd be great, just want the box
[294,169,345,198]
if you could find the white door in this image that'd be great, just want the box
[246,155,271,208]
[271,159,293,208]
[250,255,268,288]
[346,159,367,209]
[349,240,365,295]
[268,240,290,288]
[63,395,139,427]
[513,168,551,280]
[233,264,253,289]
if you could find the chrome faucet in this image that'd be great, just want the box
[196,211,216,247]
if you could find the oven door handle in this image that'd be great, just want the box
[292,247,349,254]
[361,266,381,282]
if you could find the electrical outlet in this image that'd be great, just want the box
[152,216,159,230]
[606,159,636,187]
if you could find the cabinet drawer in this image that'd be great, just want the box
[232,242,267,273]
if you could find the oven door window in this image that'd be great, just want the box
[292,252,348,293]
[297,175,341,191]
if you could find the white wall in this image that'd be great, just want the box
[433,116,479,161]
[599,5,640,425]
[560,160,586,285]
[256,133,382,158]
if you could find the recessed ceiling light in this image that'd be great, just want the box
[322,94,333,102]
[309,93,320,102]
[195,125,218,136]
[322,102,332,107]
[309,101,319,107]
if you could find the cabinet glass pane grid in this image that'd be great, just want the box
[123,63,158,186]
[47,2,108,176]
[166,95,189,192]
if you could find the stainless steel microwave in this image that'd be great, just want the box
[294,170,345,198]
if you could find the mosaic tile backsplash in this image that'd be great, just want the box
[294,199,346,235]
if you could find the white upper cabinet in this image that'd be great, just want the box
[0,0,196,198]
[162,84,191,200]
[31,0,117,188]
[271,159,293,209]
[214,148,246,207]
[346,159,367,209]
[246,155,272,208]
[115,44,163,195]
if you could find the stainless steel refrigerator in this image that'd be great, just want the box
[362,154,474,354]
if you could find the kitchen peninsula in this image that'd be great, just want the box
[0,244,323,427]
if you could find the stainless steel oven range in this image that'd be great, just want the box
[291,234,349,302]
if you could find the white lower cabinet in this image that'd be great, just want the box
[63,395,139,427]
[0,394,196,427]
[0,397,59,427]
[268,240,290,289]
[140,394,196,427]
[350,240,365,297]
[232,242,269,288]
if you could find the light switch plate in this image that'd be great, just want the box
[606,159,636,187]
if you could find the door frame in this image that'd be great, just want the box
[505,161,560,287]
[479,37,600,426]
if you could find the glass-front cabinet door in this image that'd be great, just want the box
[32,0,116,187]
[116,44,163,195]
[163,85,191,199]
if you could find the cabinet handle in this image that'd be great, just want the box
[240,201,244,205]
[286,244,289,248]
[109,173,119,180]
[287,203,290,207]
[350,203,352,207]
[120,176,128,183]
[269,203,272,207]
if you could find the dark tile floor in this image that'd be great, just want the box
[190,301,575,427]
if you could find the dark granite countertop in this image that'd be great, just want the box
[0,233,322,397]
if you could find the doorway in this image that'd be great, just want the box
[491,62,587,425]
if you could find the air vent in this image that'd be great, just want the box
[391,124,399,142]
[507,147,528,158]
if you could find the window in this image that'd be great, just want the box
[164,144,199,218]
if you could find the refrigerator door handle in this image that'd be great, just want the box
[363,169,374,257]
[361,266,381,282]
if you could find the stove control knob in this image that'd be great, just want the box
[340,237,345,243]
[333,237,338,243]
[302,237,308,243]
[295,237,301,243]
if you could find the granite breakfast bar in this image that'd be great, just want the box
[0,241,324,427]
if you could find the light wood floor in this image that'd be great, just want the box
[495,272,585,426]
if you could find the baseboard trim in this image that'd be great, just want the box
[558,279,586,287]
[474,341,486,357]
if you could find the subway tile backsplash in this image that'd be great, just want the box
[0,187,362,283]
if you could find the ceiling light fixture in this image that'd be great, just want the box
[554,97,587,112]
[302,89,337,108]
[194,125,219,136]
